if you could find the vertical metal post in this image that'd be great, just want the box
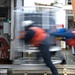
[11,0,15,40]
[72,46,75,55]
[7,69,12,75]
[24,72,27,75]
[10,0,24,60]
[10,0,15,60]
[64,73,67,75]
[44,72,47,75]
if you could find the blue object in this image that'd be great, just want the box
[50,28,75,39]
[56,28,67,33]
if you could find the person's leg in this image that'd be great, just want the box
[56,51,66,64]
[39,44,59,75]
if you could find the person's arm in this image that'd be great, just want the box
[18,31,27,39]
[24,30,35,42]
[18,29,35,42]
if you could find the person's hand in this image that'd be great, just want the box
[56,37,63,41]
[18,31,27,39]
[18,35,25,39]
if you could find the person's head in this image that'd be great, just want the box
[22,20,34,30]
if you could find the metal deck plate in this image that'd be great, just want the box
[13,58,62,65]
[15,46,61,52]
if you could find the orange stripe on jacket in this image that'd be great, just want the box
[29,27,47,46]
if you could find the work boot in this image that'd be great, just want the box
[60,59,66,65]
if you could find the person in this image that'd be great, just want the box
[18,20,65,75]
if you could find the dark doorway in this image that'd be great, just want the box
[68,16,74,30]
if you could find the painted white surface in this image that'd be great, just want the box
[24,0,67,6]
[62,5,72,10]
[56,8,66,27]
[24,0,55,6]
[24,0,55,12]
[56,0,66,4]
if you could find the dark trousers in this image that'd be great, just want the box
[38,43,59,75]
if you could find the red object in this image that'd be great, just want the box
[66,39,75,46]
[29,27,47,46]
[0,38,10,59]
[61,24,64,28]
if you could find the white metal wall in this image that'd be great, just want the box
[10,6,66,60]
[10,0,23,60]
